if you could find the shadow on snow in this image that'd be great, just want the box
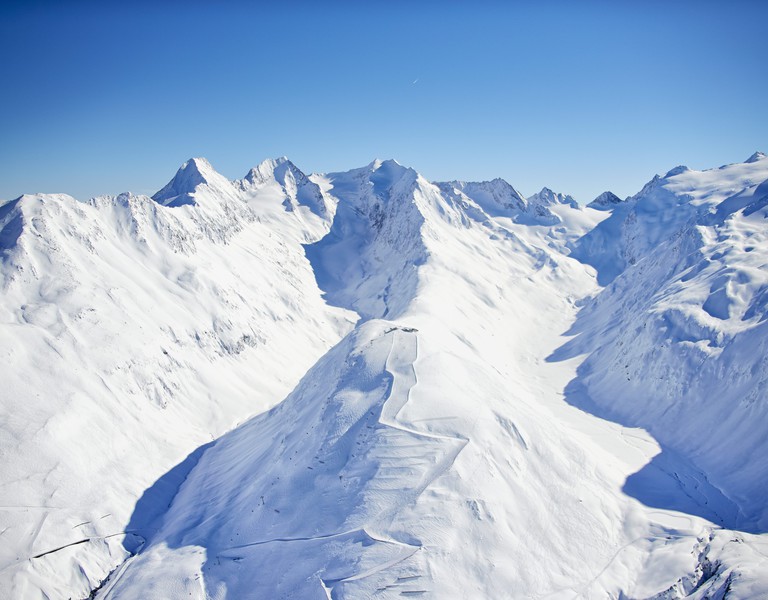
[547,318,761,535]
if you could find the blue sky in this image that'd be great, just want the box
[1,1,766,203]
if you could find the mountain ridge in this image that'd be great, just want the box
[1,152,767,599]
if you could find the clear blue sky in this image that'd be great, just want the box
[1,1,766,203]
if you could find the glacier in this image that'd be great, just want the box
[0,153,767,599]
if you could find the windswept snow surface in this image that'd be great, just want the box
[2,153,768,599]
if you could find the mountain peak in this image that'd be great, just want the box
[370,158,403,170]
[243,157,297,187]
[587,191,623,211]
[152,157,229,207]
[437,178,527,217]
[528,187,579,209]
[664,165,690,177]
[369,159,417,193]
[745,151,766,163]
[239,157,328,218]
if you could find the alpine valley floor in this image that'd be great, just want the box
[1,153,767,599]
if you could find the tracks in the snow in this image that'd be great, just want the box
[214,326,469,599]
[317,326,468,597]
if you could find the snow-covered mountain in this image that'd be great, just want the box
[568,154,768,529]
[528,186,580,209]
[1,153,767,599]
[434,178,563,226]
[587,190,624,210]
[0,159,354,599]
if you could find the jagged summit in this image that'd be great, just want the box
[528,186,579,209]
[152,157,232,207]
[240,157,328,217]
[327,159,419,205]
[351,158,414,179]
[587,190,623,211]
[444,178,524,202]
[746,151,766,163]
[436,178,527,218]
[305,159,427,321]
[370,157,401,168]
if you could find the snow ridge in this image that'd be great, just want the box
[436,178,526,216]
[98,323,466,599]
[565,155,768,531]
[3,153,768,600]
[0,158,353,600]
[528,186,579,209]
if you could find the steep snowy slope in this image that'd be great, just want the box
[0,159,354,599]
[564,153,768,532]
[95,163,617,599]
[304,160,428,320]
[237,156,331,219]
[434,179,562,226]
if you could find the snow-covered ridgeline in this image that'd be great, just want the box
[1,152,767,599]
[566,153,768,531]
[0,158,354,599]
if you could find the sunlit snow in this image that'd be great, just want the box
[1,153,767,599]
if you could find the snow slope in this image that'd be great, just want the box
[565,153,768,532]
[2,153,767,599]
[305,160,428,320]
[0,159,354,599]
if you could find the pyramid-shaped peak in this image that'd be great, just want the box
[239,157,326,217]
[540,186,554,195]
[587,191,623,211]
[745,151,766,163]
[152,157,229,206]
[185,156,214,171]
[173,157,218,182]
[534,187,563,202]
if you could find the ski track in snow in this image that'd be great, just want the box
[203,328,468,598]
[318,328,469,596]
